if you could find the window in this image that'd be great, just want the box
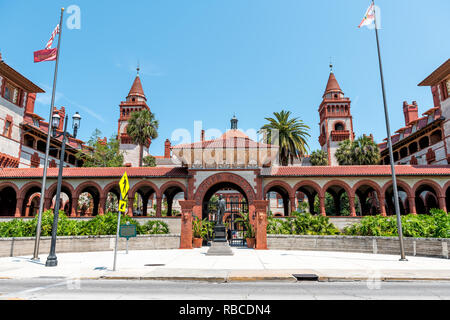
[2,83,19,104]
[446,80,450,97]
[334,122,345,131]
[33,118,40,127]
[2,120,11,137]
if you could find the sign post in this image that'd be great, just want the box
[119,221,137,254]
[113,172,129,271]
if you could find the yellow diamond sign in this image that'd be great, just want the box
[118,200,127,213]
[119,172,129,200]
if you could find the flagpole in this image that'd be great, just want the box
[32,8,65,261]
[372,0,407,261]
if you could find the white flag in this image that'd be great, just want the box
[358,3,375,28]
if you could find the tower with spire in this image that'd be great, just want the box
[318,66,355,166]
[117,67,151,166]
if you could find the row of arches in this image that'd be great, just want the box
[263,179,450,217]
[0,180,187,217]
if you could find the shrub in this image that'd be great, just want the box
[343,211,450,238]
[0,211,170,237]
[267,211,340,236]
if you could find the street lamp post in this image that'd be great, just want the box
[45,112,81,267]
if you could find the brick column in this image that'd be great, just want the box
[44,197,52,211]
[15,197,24,217]
[379,196,387,216]
[290,196,296,214]
[319,196,326,216]
[71,197,78,217]
[179,200,195,249]
[438,196,447,212]
[254,200,269,250]
[408,197,417,215]
[98,196,106,215]
[156,196,162,217]
[349,196,356,217]
[127,196,134,217]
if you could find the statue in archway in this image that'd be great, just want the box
[216,195,226,225]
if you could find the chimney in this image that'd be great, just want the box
[403,101,418,126]
[164,139,171,158]
[201,130,205,142]
[25,93,36,114]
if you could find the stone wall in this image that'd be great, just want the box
[0,234,180,258]
[267,235,450,259]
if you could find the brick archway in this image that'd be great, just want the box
[263,180,293,216]
[194,172,256,206]
[160,181,187,199]
[19,181,43,217]
[352,180,383,216]
[0,182,20,216]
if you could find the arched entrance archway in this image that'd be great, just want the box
[194,173,257,247]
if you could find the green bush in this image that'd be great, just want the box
[343,209,450,238]
[0,210,170,237]
[267,211,340,236]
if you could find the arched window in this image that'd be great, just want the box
[334,122,345,131]
[419,136,430,150]
[408,142,418,154]
[430,130,442,145]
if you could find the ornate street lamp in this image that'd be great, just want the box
[45,111,81,267]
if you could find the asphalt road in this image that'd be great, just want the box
[1,279,450,300]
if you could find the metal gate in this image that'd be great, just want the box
[207,198,248,247]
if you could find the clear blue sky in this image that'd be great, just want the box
[1,0,449,155]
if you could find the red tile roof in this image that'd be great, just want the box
[128,75,146,99]
[323,72,343,97]
[172,134,275,149]
[262,165,450,177]
[0,166,188,178]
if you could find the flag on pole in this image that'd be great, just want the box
[358,2,375,28]
[45,24,60,49]
[34,24,60,63]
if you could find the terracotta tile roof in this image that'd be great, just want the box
[323,72,343,96]
[0,166,188,178]
[172,135,275,149]
[262,165,450,177]
[128,75,146,99]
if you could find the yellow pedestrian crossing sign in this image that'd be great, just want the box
[119,172,129,200]
[118,200,127,213]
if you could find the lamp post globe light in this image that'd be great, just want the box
[45,111,81,267]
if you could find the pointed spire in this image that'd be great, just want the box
[323,71,343,97]
[127,71,146,100]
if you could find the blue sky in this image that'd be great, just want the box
[1,0,449,155]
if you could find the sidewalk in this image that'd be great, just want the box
[1,248,449,282]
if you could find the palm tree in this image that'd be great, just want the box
[335,139,354,165]
[352,135,380,165]
[259,110,310,166]
[310,150,329,166]
[126,109,159,167]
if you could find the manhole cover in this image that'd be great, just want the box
[293,274,319,281]
[144,264,165,267]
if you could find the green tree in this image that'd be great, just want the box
[76,129,124,167]
[335,139,354,165]
[335,136,380,166]
[352,135,380,165]
[143,155,156,167]
[259,110,310,166]
[310,150,329,166]
[126,109,159,167]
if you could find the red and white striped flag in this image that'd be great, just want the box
[358,3,375,28]
[34,24,60,63]
[45,24,60,49]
